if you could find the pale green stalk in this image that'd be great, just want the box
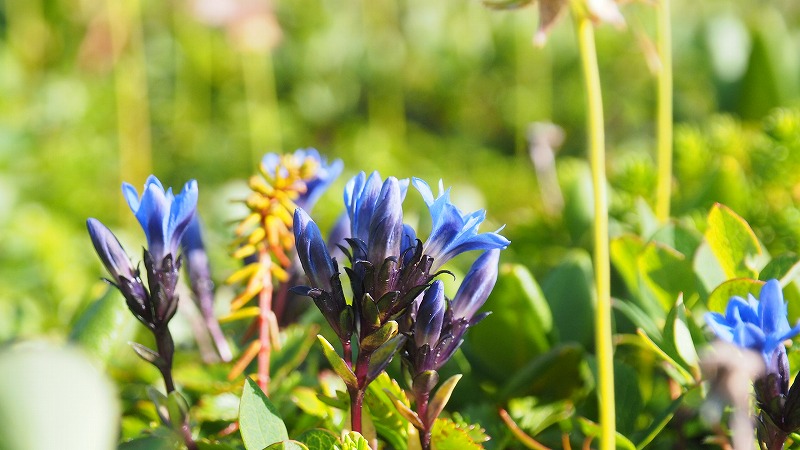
[574,11,615,450]
[655,0,673,222]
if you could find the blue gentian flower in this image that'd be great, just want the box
[414,281,446,350]
[87,218,138,285]
[450,249,501,323]
[122,175,198,263]
[344,172,409,246]
[294,208,337,293]
[412,178,510,271]
[705,279,800,363]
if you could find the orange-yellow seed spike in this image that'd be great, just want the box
[227,340,261,381]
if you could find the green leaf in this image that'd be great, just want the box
[118,435,182,450]
[498,343,589,402]
[661,297,700,373]
[431,417,484,450]
[265,441,309,450]
[464,263,554,382]
[271,324,320,384]
[542,250,595,349]
[704,203,762,279]
[166,391,191,435]
[360,320,398,352]
[364,373,412,448]
[69,287,135,366]
[239,377,289,450]
[317,335,357,388]
[638,242,697,312]
[427,374,462,425]
[706,278,764,313]
[335,431,370,450]
[633,391,689,449]
[296,429,339,450]
[634,330,695,385]
[506,397,573,437]
[366,334,405,381]
[759,253,800,283]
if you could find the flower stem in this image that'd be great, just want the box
[415,390,432,450]
[574,11,615,450]
[155,328,176,393]
[655,0,673,222]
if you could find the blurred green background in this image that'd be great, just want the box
[1,0,799,346]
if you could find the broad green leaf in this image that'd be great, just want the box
[577,417,636,450]
[292,387,331,418]
[0,344,120,450]
[706,278,764,314]
[296,429,339,450]
[612,299,661,342]
[317,335,357,388]
[638,242,697,312]
[431,418,483,450]
[611,361,643,436]
[239,377,289,450]
[464,263,554,382]
[634,330,695,386]
[610,236,645,304]
[69,287,135,366]
[542,250,594,349]
[704,203,761,279]
[498,343,588,402]
[759,254,800,283]
[507,397,573,437]
[648,222,703,259]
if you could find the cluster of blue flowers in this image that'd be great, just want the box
[292,170,509,443]
[88,176,198,392]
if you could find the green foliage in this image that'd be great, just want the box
[239,378,290,450]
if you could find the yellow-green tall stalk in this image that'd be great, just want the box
[574,10,615,450]
[655,0,673,222]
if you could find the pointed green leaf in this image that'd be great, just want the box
[166,391,191,435]
[360,320,398,352]
[317,335,357,388]
[498,343,588,402]
[384,390,424,430]
[239,377,289,450]
[366,373,411,449]
[366,334,405,381]
[426,374,462,425]
[704,203,761,279]
[759,254,800,283]
[130,342,163,366]
[634,391,689,449]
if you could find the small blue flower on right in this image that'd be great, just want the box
[705,279,800,363]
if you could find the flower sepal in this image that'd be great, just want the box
[411,370,439,397]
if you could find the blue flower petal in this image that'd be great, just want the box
[759,279,790,336]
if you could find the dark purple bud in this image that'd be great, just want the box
[450,249,500,322]
[414,281,446,349]
[87,218,138,283]
[294,208,336,292]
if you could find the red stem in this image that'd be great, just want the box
[415,390,432,450]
